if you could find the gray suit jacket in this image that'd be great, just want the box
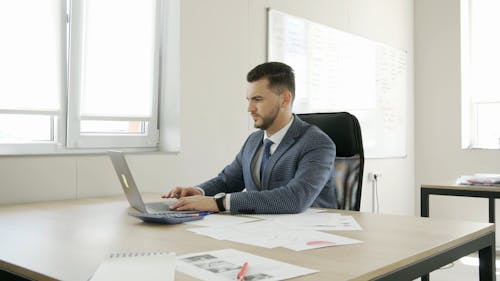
[199,115,337,214]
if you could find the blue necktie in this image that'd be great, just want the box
[260,139,273,180]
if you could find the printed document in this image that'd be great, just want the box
[177,248,318,281]
[189,220,362,251]
[186,213,259,227]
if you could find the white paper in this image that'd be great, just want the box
[189,220,284,248]
[188,220,363,251]
[177,248,318,281]
[90,252,175,281]
[288,215,363,231]
[185,213,259,227]
[240,210,362,231]
[241,208,324,221]
[282,231,363,251]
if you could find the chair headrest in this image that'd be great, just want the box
[298,112,363,158]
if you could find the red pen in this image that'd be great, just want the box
[237,262,248,281]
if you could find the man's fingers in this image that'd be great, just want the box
[180,189,192,197]
[162,187,182,198]
[170,198,192,210]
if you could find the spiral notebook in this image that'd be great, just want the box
[90,252,175,281]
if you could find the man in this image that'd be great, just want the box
[163,62,337,214]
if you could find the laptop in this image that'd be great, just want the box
[108,150,204,223]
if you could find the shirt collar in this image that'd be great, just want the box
[263,116,294,147]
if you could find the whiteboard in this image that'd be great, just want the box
[267,9,407,158]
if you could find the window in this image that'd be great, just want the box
[0,0,65,145]
[461,0,500,149]
[67,0,159,148]
[0,0,180,154]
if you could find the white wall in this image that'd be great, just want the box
[415,0,500,228]
[0,0,415,217]
[248,0,415,215]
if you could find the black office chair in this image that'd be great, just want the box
[298,112,364,211]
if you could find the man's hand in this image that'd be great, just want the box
[161,186,202,199]
[169,195,219,212]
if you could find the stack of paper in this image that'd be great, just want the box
[188,209,362,231]
[189,213,362,251]
[456,174,500,186]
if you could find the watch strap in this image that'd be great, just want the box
[215,195,226,212]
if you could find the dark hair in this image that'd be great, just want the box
[247,62,295,100]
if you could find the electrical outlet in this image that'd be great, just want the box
[368,172,382,182]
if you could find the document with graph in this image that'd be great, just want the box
[177,248,318,281]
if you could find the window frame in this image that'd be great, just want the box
[0,0,182,155]
[0,0,68,154]
[461,0,500,150]
[66,0,161,149]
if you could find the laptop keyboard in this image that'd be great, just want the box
[145,202,199,215]
[146,202,172,213]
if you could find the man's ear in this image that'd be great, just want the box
[281,90,292,107]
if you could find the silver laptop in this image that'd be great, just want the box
[108,150,197,215]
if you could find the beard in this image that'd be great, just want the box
[254,105,280,130]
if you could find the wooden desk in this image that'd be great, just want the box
[0,194,496,281]
[421,184,500,223]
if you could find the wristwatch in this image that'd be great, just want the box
[214,192,226,212]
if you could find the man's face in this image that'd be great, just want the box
[247,78,282,130]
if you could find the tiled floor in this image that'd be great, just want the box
[413,255,500,281]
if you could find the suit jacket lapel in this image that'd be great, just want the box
[261,117,303,187]
[245,131,264,189]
